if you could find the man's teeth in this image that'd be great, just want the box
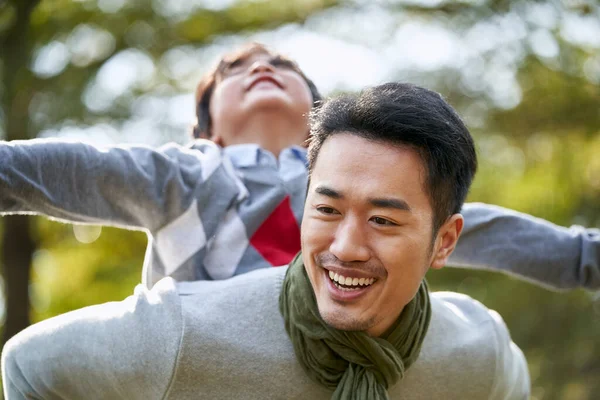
[328,270,375,287]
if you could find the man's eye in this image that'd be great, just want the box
[316,207,338,215]
[371,217,396,226]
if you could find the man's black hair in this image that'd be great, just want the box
[307,82,477,233]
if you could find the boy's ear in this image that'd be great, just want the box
[430,214,464,270]
[192,125,219,143]
[210,133,224,146]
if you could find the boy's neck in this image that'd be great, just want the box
[216,112,308,158]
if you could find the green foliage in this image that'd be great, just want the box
[178,0,339,40]
[30,220,146,320]
[490,58,600,137]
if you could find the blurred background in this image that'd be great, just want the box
[0,0,599,398]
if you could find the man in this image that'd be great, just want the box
[0,42,597,290]
[2,83,529,399]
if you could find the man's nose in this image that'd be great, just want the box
[329,219,370,263]
[248,60,275,74]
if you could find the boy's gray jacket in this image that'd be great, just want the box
[0,138,598,289]
[2,267,530,399]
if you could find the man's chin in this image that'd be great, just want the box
[318,305,374,333]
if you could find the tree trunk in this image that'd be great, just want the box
[0,0,41,344]
[1,217,35,343]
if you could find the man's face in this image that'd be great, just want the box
[208,51,313,149]
[302,133,455,337]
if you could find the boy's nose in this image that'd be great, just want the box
[249,60,276,74]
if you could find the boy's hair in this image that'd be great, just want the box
[192,42,322,139]
[307,82,477,233]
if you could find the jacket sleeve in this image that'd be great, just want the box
[0,138,241,232]
[1,278,183,400]
[487,310,530,400]
[449,202,600,290]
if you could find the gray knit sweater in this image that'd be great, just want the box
[2,267,529,399]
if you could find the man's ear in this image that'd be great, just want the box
[430,214,464,270]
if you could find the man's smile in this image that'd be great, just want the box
[328,270,376,288]
[323,268,378,301]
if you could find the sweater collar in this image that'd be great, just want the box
[223,144,307,169]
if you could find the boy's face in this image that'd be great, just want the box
[302,133,462,337]
[208,51,314,150]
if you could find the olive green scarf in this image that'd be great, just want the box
[279,253,431,400]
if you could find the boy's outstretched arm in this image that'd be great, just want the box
[0,139,241,232]
[450,202,600,290]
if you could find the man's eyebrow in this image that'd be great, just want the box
[314,186,343,199]
[314,186,411,211]
[370,198,411,212]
